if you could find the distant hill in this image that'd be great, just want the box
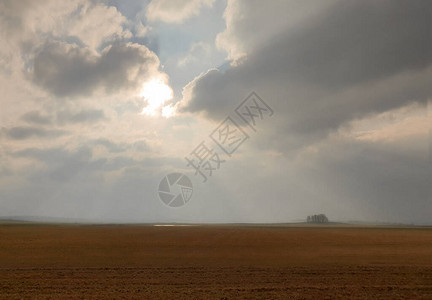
[0,216,101,224]
[0,216,430,226]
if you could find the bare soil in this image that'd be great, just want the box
[0,224,431,299]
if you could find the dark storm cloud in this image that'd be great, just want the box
[14,147,92,164]
[32,41,160,98]
[93,138,127,153]
[14,146,106,182]
[0,0,33,35]
[182,0,432,138]
[91,138,150,153]
[21,111,52,125]
[254,0,432,89]
[12,145,179,184]
[56,109,107,124]
[3,126,67,140]
[133,140,149,152]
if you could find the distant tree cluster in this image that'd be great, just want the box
[307,214,329,223]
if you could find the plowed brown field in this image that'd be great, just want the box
[0,225,431,299]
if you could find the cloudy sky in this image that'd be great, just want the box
[0,0,431,223]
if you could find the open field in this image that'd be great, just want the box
[0,224,431,299]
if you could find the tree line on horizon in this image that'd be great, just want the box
[307,214,329,223]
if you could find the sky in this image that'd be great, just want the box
[0,0,431,224]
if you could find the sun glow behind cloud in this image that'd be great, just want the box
[161,103,177,118]
[140,79,174,117]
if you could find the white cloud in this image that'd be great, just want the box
[0,0,130,50]
[177,42,211,67]
[67,3,132,49]
[146,0,214,23]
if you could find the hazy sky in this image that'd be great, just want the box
[0,0,431,223]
